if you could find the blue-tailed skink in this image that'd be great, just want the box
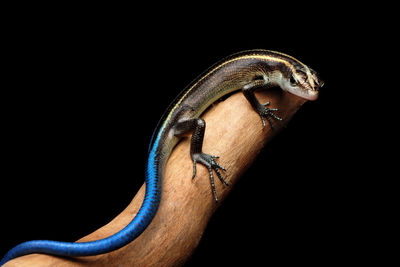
[1,49,323,265]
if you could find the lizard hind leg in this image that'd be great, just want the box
[173,118,229,202]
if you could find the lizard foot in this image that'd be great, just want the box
[256,101,282,129]
[191,153,228,202]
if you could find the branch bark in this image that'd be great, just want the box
[5,90,307,266]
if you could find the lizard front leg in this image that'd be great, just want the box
[242,79,282,128]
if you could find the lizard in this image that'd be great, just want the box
[0,49,323,265]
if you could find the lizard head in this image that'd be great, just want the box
[282,65,323,101]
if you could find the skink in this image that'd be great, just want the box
[1,49,323,265]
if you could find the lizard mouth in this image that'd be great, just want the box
[286,87,319,101]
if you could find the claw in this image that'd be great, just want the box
[215,163,226,171]
[215,168,229,186]
[208,167,218,202]
[192,160,197,179]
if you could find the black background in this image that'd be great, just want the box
[1,5,393,266]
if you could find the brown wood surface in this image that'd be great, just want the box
[4,89,307,266]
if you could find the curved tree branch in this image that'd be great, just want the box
[5,89,307,266]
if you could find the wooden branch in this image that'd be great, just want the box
[4,90,307,267]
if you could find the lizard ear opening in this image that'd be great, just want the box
[253,75,264,81]
[289,76,297,86]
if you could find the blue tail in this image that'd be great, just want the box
[1,153,161,266]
